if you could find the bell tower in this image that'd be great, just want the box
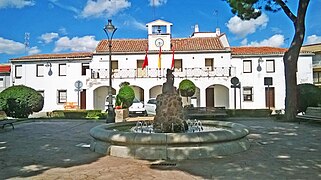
[146,19,172,51]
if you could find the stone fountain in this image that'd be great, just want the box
[89,69,250,160]
[153,69,186,133]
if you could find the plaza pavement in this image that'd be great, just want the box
[0,118,320,179]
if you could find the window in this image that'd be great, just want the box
[205,58,214,71]
[15,65,22,78]
[81,63,89,76]
[111,60,118,72]
[266,60,275,73]
[243,60,252,73]
[243,87,253,101]
[0,78,3,87]
[36,64,44,77]
[59,64,67,76]
[136,60,147,77]
[137,60,144,68]
[57,90,67,103]
[174,59,182,72]
[313,72,321,84]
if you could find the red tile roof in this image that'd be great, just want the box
[172,37,224,51]
[96,39,148,52]
[11,52,93,61]
[95,37,225,53]
[231,46,287,55]
[0,65,11,73]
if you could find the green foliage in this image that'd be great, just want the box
[116,85,135,108]
[179,79,196,97]
[225,0,262,20]
[86,110,104,119]
[115,95,122,107]
[297,84,321,113]
[225,0,285,20]
[0,85,44,118]
[119,81,130,87]
[51,110,105,119]
[51,110,65,118]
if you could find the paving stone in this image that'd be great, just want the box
[0,118,320,179]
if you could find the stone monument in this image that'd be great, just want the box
[153,69,186,132]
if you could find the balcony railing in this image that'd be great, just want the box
[90,67,232,79]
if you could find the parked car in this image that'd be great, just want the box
[145,98,157,115]
[128,98,147,116]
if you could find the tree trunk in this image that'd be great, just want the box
[284,50,299,121]
[283,0,310,121]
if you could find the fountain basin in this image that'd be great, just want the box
[90,121,250,160]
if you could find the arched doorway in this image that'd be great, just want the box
[149,85,162,98]
[93,86,116,110]
[205,85,229,108]
[131,85,144,101]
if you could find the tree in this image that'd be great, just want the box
[0,85,44,118]
[225,0,310,121]
[116,85,135,108]
[297,83,321,113]
[179,79,196,106]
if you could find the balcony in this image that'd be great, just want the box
[90,67,232,79]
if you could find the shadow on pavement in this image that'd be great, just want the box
[0,120,104,179]
[1,118,320,179]
[149,119,321,179]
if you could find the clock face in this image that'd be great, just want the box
[155,38,164,47]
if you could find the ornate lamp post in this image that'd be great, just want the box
[104,19,117,123]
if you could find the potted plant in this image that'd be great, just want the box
[179,79,196,107]
[114,84,135,122]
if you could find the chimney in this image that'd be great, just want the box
[194,24,199,33]
[216,28,220,36]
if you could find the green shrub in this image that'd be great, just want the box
[227,109,272,117]
[64,110,87,119]
[51,110,105,119]
[297,83,321,113]
[116,85,135,108]
[51,110,65,118]
[179,79,196,97]
[52,110,87,119]
[0,85,44,118]
[86,110,103,119]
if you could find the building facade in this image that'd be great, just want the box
[0,64,11,92]
[9,20,314,112]
[301,43,321,87]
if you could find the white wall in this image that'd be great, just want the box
[10,51,312,112]
[231,55,313,110]
[12,60,88,111]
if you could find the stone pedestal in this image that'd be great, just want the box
[115,109,129,123]
[153,93,185,132]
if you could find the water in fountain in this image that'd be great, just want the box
[131,119,224,133]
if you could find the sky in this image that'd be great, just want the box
[0,0,321,63]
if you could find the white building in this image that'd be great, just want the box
[9,19,313,112]
[0,64,11,92]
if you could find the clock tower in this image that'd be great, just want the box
[146,19,172,51]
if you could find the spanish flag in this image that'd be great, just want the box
[158,47,161,69]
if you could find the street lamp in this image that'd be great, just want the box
[104,19,117,123]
